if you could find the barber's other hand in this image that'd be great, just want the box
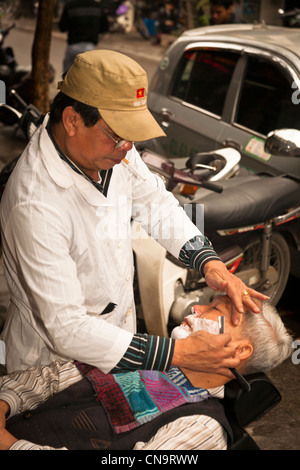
[0,400,9,429]
[203,260,268,324]
[171,330,239,377]
[0,400,18,450]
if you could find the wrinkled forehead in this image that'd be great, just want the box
[211,293,260,310]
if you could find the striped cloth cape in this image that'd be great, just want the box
[75,362,210,434]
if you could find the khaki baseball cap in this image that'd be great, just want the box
[57,49,165,142]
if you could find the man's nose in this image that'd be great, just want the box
[192,304,210,317]
[117,141,133,151]
[124,141,133,150]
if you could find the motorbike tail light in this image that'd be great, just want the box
[227,256,243,273]
[179,183,199,196]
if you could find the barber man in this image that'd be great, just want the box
[0,50,267,375]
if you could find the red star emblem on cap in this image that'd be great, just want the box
[136,88,145,98]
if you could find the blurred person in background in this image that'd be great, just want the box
[59,0,109,73]
[153,0,181,45]
[209,0,245,25]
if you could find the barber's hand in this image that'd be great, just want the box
[0,400,9,429]
[171,330,239,378]
[203,260,269,325]
[0,400,18,450]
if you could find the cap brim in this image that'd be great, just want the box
[99,107,166,142]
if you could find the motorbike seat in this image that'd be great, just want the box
[196,175,300,230]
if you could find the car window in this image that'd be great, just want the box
[171,48,240,116]
[235,55,300,135]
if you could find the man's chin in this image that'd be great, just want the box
[100,158,123,170]
[171,326,190,340]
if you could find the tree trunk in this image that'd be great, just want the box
[185,0,196,29]
[31,0,56,113]
[180,0,197,30]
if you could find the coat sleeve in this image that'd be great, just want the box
[3,201,133,373]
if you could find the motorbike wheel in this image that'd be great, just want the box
[236,232,290,306]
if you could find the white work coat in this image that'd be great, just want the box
[0,116,200,373]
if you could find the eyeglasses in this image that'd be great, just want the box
[96,123,130,149]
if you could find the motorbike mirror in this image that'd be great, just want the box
[0,103,22,125]
[265,129,300,157]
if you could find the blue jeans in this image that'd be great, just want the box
[63,42,95,73]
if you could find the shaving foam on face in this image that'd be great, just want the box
[171,316,219,339]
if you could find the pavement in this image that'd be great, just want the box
[19,16,168,65]
[0,17,299,451]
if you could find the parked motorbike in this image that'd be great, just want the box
[0,88,42,134]
[0,22,31,95]
[0,20,55,108]
[278,7,300,28]
[104,0,151,39]
[133,138,300,337]
[135,133,298,449]
[0,89,43,199]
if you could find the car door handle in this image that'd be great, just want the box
[160,108,173,128]
[222,139,241,152]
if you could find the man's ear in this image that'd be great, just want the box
[61,106,78,136]
[236,341,253,361]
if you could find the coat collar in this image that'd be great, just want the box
[38,115,112,207]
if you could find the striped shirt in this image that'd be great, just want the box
[112,333,174,372]
[178,234,221,274]
[0,361,227,451]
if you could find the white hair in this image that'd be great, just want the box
[241,302,293,374]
